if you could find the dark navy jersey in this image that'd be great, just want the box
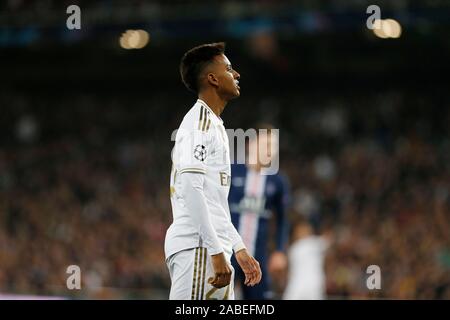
[229,164,290,261]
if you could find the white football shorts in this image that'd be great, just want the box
[166,247,235,300]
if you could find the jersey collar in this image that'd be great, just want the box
[197,99,224,124]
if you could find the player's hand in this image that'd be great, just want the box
[268,251,287,275]
[235,249,262,287]
[208,252,232,289]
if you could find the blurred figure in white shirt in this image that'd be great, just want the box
[283,217,329,300]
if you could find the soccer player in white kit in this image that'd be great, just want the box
[165,42,262,300]
[283,217,329,300]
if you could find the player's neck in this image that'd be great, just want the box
[198,92,227,117]
[247,163,262,172]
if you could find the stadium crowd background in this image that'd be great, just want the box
[1,0,449,299]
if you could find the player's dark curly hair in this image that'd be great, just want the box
[179,42,225,93]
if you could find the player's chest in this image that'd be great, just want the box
[231,175,278,209]
[208,124,231,168]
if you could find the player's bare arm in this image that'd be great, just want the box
[235,248,262,287]
[209,253,233,288]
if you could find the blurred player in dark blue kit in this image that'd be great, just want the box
[229,124,290,300]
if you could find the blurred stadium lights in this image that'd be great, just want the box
[119,30,150,49]
[1,2,448,48]
[373,19,402,39]
[384,19,402,38]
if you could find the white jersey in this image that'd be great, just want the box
[165,99,245,260]
[283,236,328,300]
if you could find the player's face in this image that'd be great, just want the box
[214,54,240,100]
[248,131,278,167]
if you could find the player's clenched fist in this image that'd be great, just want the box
[235,249,262,287]
[209,252,232,288]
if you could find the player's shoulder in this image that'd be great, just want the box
[269,170,290,189]
[179,100,213,134]
[231,163,247,176]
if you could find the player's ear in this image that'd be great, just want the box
[206,73,219,88]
